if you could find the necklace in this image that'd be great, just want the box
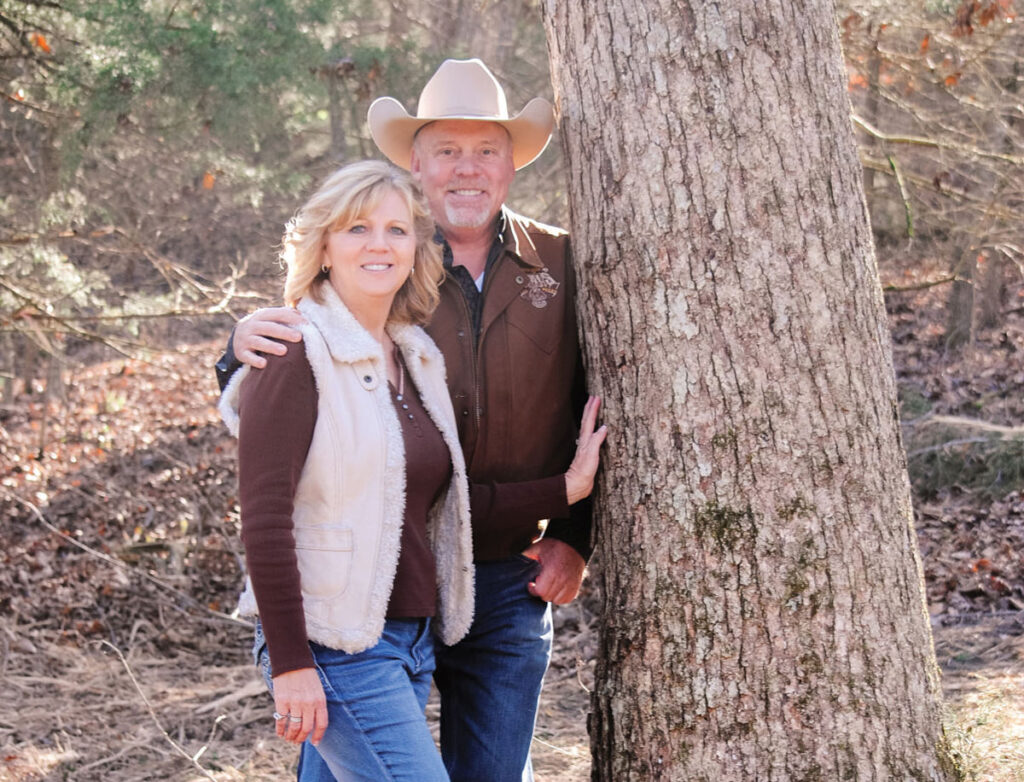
[393,345,413,420]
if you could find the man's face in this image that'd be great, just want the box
[410,120,515,236]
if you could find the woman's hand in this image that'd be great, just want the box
[565,395,607,505]
[271,667,328,746]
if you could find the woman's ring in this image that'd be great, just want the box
[273,711,289,721]
[288,715,303,723]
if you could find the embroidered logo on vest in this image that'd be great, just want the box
[520,268,560,309]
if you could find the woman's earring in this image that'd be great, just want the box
[411,266,415,274]
[321,264,330,274]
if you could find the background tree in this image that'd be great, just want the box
[542,1,958,779]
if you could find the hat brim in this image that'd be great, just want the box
[367,96,554,171]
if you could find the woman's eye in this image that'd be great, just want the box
[348,224,367,233]
[389,226,407,235]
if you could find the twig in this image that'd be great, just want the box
[192,714,227,764]
[69,743,141,777]
[915,414,1024,437]
[10,309,239,323]
[883,275,957,292]
[99,640,217,781]
[907,438,994,458]
[886,153,914,238]
[852,114,1024,166]
[194,679,265,715]
[531,735,584,757]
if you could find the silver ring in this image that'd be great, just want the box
[273,711,289,721]
[288,715,303,723]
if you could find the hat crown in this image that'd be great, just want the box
[416,59,510,121]
[367,58,553,171]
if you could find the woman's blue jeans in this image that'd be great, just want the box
[288,555,552,781]
[255,618,447,781]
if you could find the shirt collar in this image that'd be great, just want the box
[438,211,510,271]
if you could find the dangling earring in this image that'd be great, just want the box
[321,264,330,274]
[411,266,415,274]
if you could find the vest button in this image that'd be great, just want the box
[515,275,524,284]
[363,375,372,383]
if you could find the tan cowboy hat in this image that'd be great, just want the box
[367,58,554,171]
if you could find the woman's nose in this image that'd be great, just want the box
[366,228,388,250]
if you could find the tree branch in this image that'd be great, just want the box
[99,640,218,781]
[882,275,957,292]
[853,114,1024,166]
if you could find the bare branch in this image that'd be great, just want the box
[883,275,958,292]
[99,640,218,781]
[853,114,1024,166]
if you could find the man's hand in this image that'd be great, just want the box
[523,537,586,605]
[235,307,306,368]
[565,395,606,504]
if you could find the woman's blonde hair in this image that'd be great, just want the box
[281,160,442,325]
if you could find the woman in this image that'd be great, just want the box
[219,160,605,781]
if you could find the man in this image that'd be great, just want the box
[217,59,591,781]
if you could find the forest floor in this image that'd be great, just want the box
[2,256,1024,781]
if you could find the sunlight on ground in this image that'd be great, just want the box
[946,672,1024,782]
[0,747,79,782]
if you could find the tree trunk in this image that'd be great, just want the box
[946,244,976,349]
[541,2,957,780]
[325,65,349,163]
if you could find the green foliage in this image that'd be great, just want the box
[905,417,1024,501]
[899,384,934,420]
[53,0,335,173]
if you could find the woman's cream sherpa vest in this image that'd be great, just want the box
[220,284,474,653]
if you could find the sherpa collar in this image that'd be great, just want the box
[297,282,441,368]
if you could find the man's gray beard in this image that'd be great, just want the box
[443,203,491,229]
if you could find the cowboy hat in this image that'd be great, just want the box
[367,58,554,171]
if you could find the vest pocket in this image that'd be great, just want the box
[294,526,354,600]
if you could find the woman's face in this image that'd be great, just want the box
[324,189,416,317]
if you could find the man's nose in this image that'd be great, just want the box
[453,154,479,175]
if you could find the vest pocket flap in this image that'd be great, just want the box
[293,526,354,552]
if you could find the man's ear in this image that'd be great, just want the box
[409,148,422,180]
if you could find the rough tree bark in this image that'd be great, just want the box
[541,2,958,780]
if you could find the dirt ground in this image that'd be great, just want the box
[3,256,1024,781]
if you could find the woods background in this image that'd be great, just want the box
[3,1,1024,780]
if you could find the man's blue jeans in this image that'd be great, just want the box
[435,554,553,782]
[293,556,552,782]
[255,619,446,781]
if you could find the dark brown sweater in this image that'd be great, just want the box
[237,342,568,675]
